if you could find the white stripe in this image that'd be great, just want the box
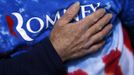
[119,46,134,75]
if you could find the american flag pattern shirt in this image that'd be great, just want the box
[0,0,134,75]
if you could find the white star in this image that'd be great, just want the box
[19,8,25,13]
[32,0,39,3]
[83,0,88,4]
[0,14,2,22]
[0,14,2,18]
[0,0,7,3]
[16,0,22,4]
[24,14,29,18]
[1,30,9,35]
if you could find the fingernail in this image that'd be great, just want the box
[98,8,106,13]
[75,1,80,6]
[107,13,113,19]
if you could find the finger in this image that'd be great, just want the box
[79,14,112,47]
[85,13,112,38]
[75,8,106,30]
[86,41,105,53]
[84,24,112,47]
[57,2,80,25]
[71,41,105,59]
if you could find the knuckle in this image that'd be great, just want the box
[56,20,64,25]
[93,35,100,42]
[67,15,72,20]
[94,24,101,31]
[92,9,105,20]
[66,12,73,19]
[91,16,98,22]
[84,15,94,24]
[103,14,112,22]
[89,16,96,22]
[97,25,102,30]
[93,18,98,22]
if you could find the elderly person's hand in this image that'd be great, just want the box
[50,2,112,62]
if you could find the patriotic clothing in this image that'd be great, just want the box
[0,0,134,75]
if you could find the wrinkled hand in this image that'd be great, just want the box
[50,2,112,61]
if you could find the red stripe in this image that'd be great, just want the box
[123,28,134,55]
[68,69,88,75]
[6,15,17,37]
[103,49,123,75]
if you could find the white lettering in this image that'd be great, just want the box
[12,13,33,41]
[90,3,100,12]
[12,2,101,41]
[26,17,44,33]
[46,11,60,29]
[81,2,100,18]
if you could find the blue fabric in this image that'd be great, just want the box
[0,0,134,54]
[119,0,134,26]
